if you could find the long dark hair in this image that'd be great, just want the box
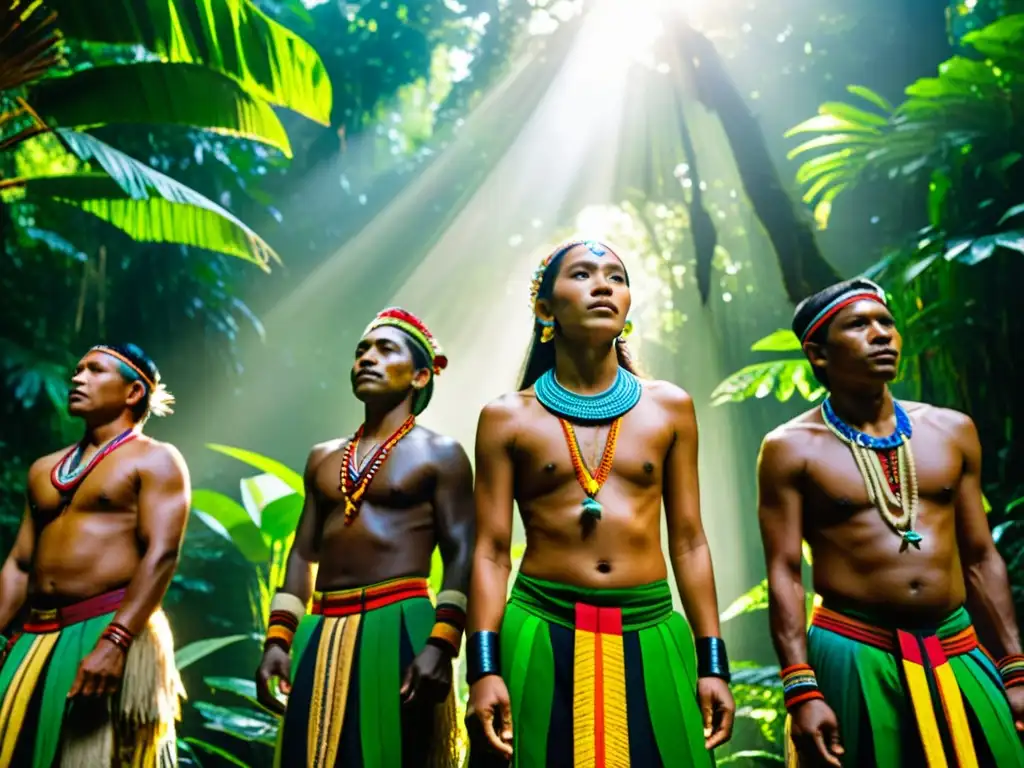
[516,244,641,391]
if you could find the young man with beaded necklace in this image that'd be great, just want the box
[465,240,735,767]
[254,308,473,768]
[758,278,1024,767]
[0,343,187,765]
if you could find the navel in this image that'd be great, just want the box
[596,560,612,574]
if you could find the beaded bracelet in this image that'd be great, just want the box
[781,663,825,710]
[101,622,134,654]
[998,654,1024,690]
[695,636,731,682]
[427,590,467,657]
[264,592,306,654]
[467,631,501,684]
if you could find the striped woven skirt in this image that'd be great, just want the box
[0,588,183,768]
[786,601,1024,768]
[469,573,712,768]
[275,576,458,768]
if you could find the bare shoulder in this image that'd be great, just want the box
[759,407,822,470]
[903,400,978,447]
[306,438,345,473]
[28,446,70,480]
[412,426,471,468]
[134,437,189,481]
[642,378,694,410]
[480,391,531,429]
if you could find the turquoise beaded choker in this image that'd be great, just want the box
[534,367,642,422]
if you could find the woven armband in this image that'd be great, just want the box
[467,631,501,684]
[101,622,134,654]
[781,664,825,710]
[695,636,731,682]
[264,592,306,654]
[998,654,1024,690]
[427,590,467,656]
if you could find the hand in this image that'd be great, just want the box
[1006,685,1024,735]
[790,698,844,767]
[255,645,292,716]
[400,643,453,706]
[698,676,735,749]
[466,675,513,760]
[67,637,126,699]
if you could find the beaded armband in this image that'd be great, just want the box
[467,631,501,684]
[264,592,306,654]
[781,664,825,710]
[101,622,134,654]
[998,654,1024,690]
[428,590,467,657]
[695,636,731,682]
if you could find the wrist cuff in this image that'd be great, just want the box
[467,631,501,684]
[695,636,731,682]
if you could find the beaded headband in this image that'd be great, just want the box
[799,282,887,344]
[89,345,175,417]
[529,239,623,309]
[364,307,448,376]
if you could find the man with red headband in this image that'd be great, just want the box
[256,308,474,768]
[0,343,187,766]
[757,278,1024,767]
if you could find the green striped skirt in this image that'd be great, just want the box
[0,588,182,768]
[275,577,458,768]
[787,601,1024,768]
[470,573,713,768]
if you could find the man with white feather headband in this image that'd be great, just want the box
[0,343,188,766]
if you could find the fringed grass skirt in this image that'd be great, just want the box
[785,602,1024,768]
[0,588,184,768]
[469,573,712,768]
[275,576,458,768]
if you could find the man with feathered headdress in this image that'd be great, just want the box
[256,308,472,768]
[0,343,187,765]
[758,278,1024,767]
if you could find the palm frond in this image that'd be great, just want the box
[0,0,63,92]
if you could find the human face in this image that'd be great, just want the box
[812,299,902,387]
[538,245,631,344]
[68,350,144,419]
[350,326,430,404]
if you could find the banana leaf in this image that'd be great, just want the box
[174,634,249,671]
[33,62,292,156]
[46,0,332,125]
[206,443,304,495]
[191,489,270,563]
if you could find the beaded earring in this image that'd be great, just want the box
[538,318,555,343]
[620,318,634,339]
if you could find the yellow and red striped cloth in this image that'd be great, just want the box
[573,603,630,767]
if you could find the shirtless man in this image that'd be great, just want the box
[466,239,734,767]
[758,278,1024,767]
[0,343,187,767]
[255,307,473,768]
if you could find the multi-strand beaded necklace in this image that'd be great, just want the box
[51,428,137,500]
[338,415,416,525]
[535,367,642,520]
[821,397,921,551]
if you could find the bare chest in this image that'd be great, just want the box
[31,458,139,523]
[805,430,962,518]
[313,441,435,512]
[514,408,669,499]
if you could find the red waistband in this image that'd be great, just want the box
[811,605,980,657]
[312,577,429,617]
[23,588,126,633]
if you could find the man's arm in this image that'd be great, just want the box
[277,446,330,604]
[0,500,35,633]
[952,413,1022,658]
[756,431,809,668]
[661,388,721,638]
[467,400,517,636]
[109,444,190,635]
[433,438,475,595]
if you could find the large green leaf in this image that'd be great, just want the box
[720,578,769,622]
[206,444,304,495]
[34,63,292,156]
[15,130,279,269]
[259,492,303,542]
[711,359,824,407]
[47,0,332,124]
[750,330,802,352]
[174,634,249,671]
[204,676,262,708]
[191,488,270,563]
[194,701,278,745]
